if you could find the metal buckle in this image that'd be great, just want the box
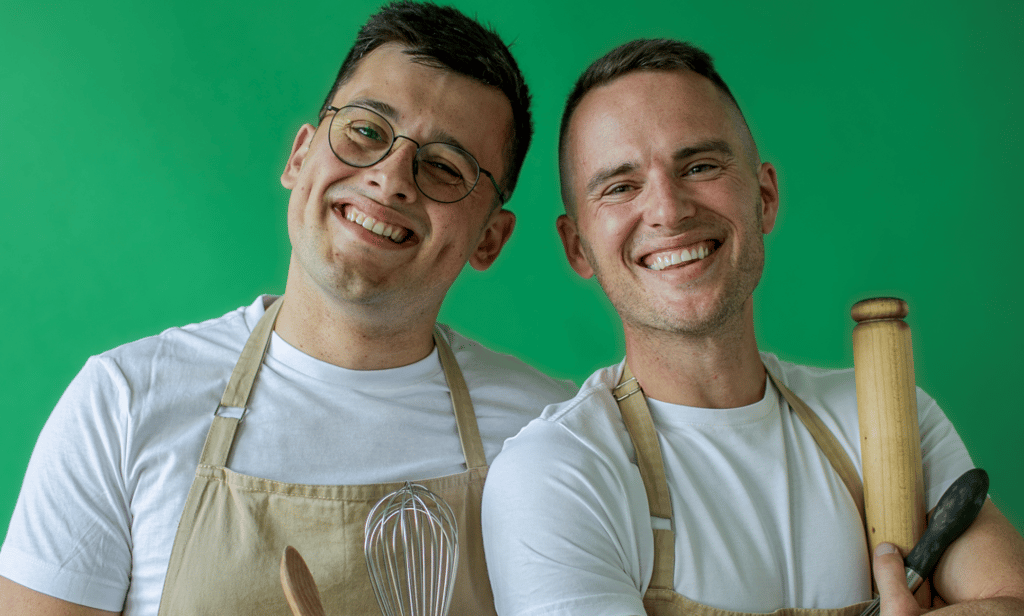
[613,377,642,401]
[214,404,247,423]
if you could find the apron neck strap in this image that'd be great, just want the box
[201,297,485,470]
[765,372,865,523]
[200,297,285,468]
[612,363,676,590]
[433,327,486,470]
[613,363,673,520]
[220,296,284,410]
[612,362,867,591]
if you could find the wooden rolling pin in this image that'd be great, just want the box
[851,298,926,564]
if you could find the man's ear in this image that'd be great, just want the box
[281,124,316,189]
[468,209,516,271]
[758,162,780,234]
[556,214,594,279]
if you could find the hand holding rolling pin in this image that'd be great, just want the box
[861,468,988,616]
[872,544,930,616]
[852,298,1024,614]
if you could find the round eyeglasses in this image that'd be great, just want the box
[321,105,505,205]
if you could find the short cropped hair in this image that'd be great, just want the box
[320,1,532,203]
[558,39,742,214]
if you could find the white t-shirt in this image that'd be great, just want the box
[0,296,576,614]
[482,353,973,616]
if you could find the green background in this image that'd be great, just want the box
[2,0,1021,541]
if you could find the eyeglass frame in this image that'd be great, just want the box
[319,104,507,205]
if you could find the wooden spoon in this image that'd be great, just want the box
[280,546,326,616]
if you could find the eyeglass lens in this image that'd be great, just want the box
[329,106,482,203]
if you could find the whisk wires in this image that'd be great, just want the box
[365,483,459,616]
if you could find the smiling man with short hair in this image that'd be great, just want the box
[482,38,1024,616]
[0,4,574,615]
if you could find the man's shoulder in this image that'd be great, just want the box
[760,352,867,450]
[502,361,630,455]
[536,361,623,422]
[436,324,577,401]
[94,296,265,377]
[761,352,858,401]
[761,352,937,409]
[488,361,639,507]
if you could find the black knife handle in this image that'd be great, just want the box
[904,468,989,578]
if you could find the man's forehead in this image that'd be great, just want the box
[330,43,513,173]
[567,69,753,178]
[330,44,425,105]
[334,43,504,111]
[573,70,731,136]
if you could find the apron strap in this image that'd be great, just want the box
[767,372,866,523]
[434,327,486,470]
[613,363,675,590]
[200,297,284,467]
[221,296,284,409]
[197,416,240,468]
[612,363,867,592]
[200,297,484,471]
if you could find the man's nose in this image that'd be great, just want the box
[362,137,420,203]
[642,172,696,228]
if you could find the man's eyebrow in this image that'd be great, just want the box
[674,139,733,161]
[428,129,468,152]
[348,98,400,123]
[348,97,470,152]
[584,162,638,196]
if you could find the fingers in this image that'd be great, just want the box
[873,543,926,616]
[873,543,907,597]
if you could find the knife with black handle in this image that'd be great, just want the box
[859,467,989,616]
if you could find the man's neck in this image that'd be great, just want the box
[273,282,438,372]
[623,307,766,409]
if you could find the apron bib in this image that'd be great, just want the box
[612,364,872,616]
[157,298,496,615]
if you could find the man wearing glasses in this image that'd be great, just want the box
[0,2,574,615]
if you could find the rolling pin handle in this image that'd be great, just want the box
[852,297,910,323]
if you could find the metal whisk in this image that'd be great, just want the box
[364,483,459,616]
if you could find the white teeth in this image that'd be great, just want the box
[344,208,408,243]
[646,243,713,271]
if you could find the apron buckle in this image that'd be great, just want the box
[214,404,248,423]
[613,377,642,401]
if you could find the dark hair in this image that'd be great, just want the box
[320,1,532,203]
[558,39,742,213]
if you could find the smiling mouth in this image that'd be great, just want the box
[643,240,720,271]
[338,206,412,244]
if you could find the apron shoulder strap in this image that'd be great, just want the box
[203,303,485,472]
[201,297,285,467]
[433,326,486,470]
[220,296,283,409]
[767,371,866,524]
[613,363,676,590]
[613,363,868,593]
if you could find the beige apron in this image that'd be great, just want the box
[157,297,496,615]
[613,364,872,616]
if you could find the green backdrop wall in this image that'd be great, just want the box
[2,0,1021,547]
